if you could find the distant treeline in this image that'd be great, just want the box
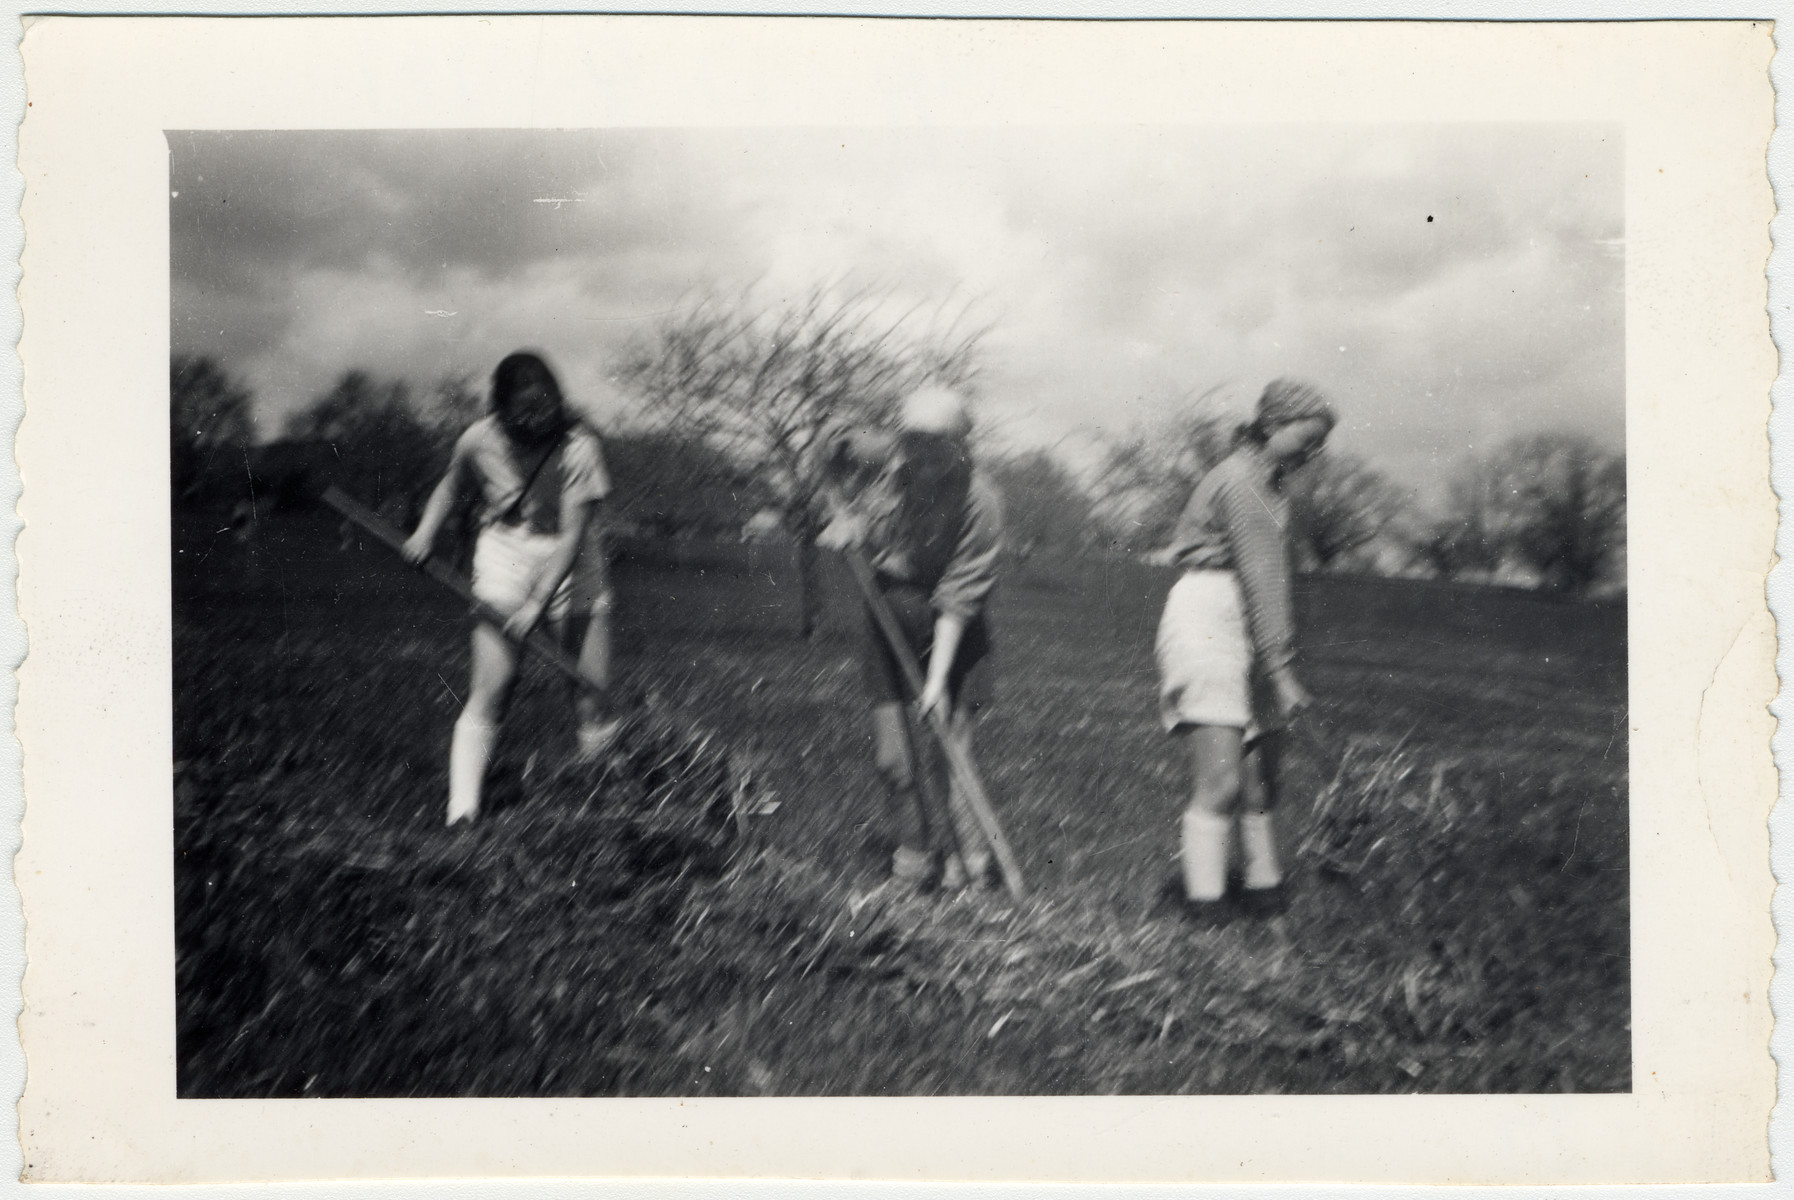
[174,321,1623,601]
[172,355,773,541]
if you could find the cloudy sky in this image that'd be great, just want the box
[170,125,1622,499]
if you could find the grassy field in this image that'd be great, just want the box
[173,511,1628,1097]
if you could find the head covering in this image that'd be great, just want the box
[898,385,973,439]
[1255,378,1336,432]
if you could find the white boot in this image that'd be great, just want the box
[890,845,938,893]
[447,714,497,825]
[1240,811,1284,890]
[1180,809,1232,902]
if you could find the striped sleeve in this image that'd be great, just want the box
[1210,461,1297,673]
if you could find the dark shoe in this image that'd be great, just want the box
[1153,874,1234,927]
[1178,895,1235,928]
[1237,883,1288,917]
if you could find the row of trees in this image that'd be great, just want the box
[172,288,1625,601]
[172,353,769,533]
[1078,400,1625,597]
[173,355,474,511]
[171,354,256,505]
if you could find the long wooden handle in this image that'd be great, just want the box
[322,486,617,704]
[838,546,1027,901]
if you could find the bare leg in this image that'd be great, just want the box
[447,621,519,825]
[564,594,620,759]
[1180,725,1245,901]
[1187,724,1245,815]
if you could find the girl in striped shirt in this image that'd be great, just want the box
[1154,379,1335,920]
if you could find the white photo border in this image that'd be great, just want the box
[5,3,1788,1194]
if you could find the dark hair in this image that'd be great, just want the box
[491,351,567,421]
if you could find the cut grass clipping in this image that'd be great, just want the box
[178,706,1620,1096]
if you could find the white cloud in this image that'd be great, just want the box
[172,125,1623,494]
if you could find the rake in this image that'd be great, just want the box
[834,543,1028,902]
[323,485,628,707]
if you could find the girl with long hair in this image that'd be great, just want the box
[403,351,619,825]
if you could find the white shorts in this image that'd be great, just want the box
[471,524,574,623]
[1155,570,1277,739]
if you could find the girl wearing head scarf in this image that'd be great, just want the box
[402,351,619,825]
[823,385,1006,893]
[1154,378,1335,920]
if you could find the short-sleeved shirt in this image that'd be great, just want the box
[451,415,610,537]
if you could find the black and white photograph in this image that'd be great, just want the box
[167,123,1630,1099]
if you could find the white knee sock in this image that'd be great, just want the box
[1180,809,1232,901]
[1240,811,1283,889]
[448,714,497,825]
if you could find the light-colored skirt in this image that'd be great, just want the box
[1154,570,1274,737]
[471,524,573,623]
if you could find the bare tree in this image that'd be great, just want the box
[1287,452,1409,572]
[1408,456,1507,581]
[1488,433,1626,597]
[286,369,490,508]
[1411,434,1625,597]
[1088,390,1233,553]
[171,354,255,507]
[620,285,986,637]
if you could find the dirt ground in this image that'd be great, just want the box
[173,512,1628,1096]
